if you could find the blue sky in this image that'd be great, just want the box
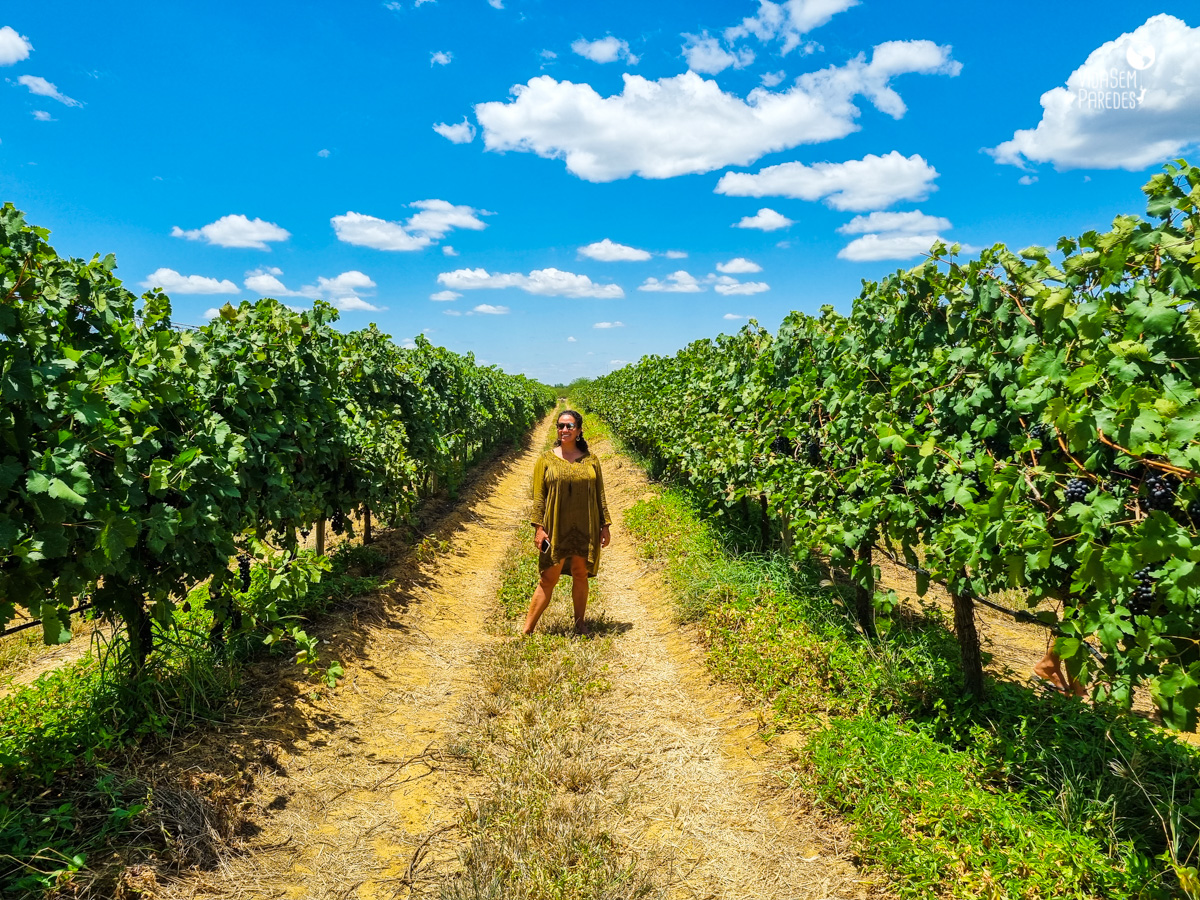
[3,1,1198,384]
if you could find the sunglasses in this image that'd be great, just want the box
[556,423,578,430]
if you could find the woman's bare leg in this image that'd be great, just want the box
[523,558,565,635]
[569,556,590,633]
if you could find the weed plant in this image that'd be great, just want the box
[624,487,1200,899]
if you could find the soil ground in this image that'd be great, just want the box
[144,422,877,899]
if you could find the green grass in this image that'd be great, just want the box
[622,486,1200,900]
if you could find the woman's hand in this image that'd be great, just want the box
[534,525,548,550]
[600,524,611,548]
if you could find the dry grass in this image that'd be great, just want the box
[436,530,663,900]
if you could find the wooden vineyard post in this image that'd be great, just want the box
[853,539,877,639]
[363,506,372,544]
[951,587,984,696]
[759,494,770,548]
[316,515,326,557]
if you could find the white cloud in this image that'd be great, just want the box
[433,117,477,143]
[735,208,794,231]
[317,148,331,157]
[725,0,859,54]
[242,268,381,307]
[638,270,704,293]
[443,245,459,256]
[724,313,746,320]
[594,321,625,328]
[142,268,239,295]
[761,70,786,88]
[318,271,376,295]
[716,257,762,273]
[438,267,624,298]
[203,307,222,320]
[332,200,487,251]
[243,269,290,295]
[571,36,639,65]
[567,336,577,342]
[838,232,941,261]
[406,199,489,238]
[664,250,688,259]
[715,280,770,295]
[579,238,651,262]
[682,33,754,75]
[836,210,951,235]
[444,309,463,316]
[0,26,33,65]
[333,296,383,312]
[487,0,503,7]
[32,110,52,121]
[990,15,1200,170]
[1019,175,1038,185]
[835,209,957,262]
[172,214,290,250]
[473,303,509,314]
[431,50,452,66]
[610,359,629,366]
[473,41,960,182]
[431,290,461,301]
[716,151,938,211]
[16,75,80,107]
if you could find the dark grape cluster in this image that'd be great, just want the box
[1141,472,1178,512]
[1129,567,1156,616]
[805,437,822,466]
[238,554,252,592]
[1029,422,1051,442]
[769,434,793,456]
[1064,478,1089,505]
[331,509,346,534]
[984,434,1010,456]
[1188,499,1200,529]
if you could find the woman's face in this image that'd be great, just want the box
[557,415,579,443]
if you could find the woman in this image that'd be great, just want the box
[524,410,611,635]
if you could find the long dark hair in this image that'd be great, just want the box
[554,409,589,454]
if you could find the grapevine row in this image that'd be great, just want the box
[576,160,1200,730]
[0,204,555,672]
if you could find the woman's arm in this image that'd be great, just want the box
[531,454,549,548]
[530,454,548,526]
[595,458,612,547]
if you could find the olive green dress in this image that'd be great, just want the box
[531,449,612,577]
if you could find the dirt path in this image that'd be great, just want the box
[159,424,872,899]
